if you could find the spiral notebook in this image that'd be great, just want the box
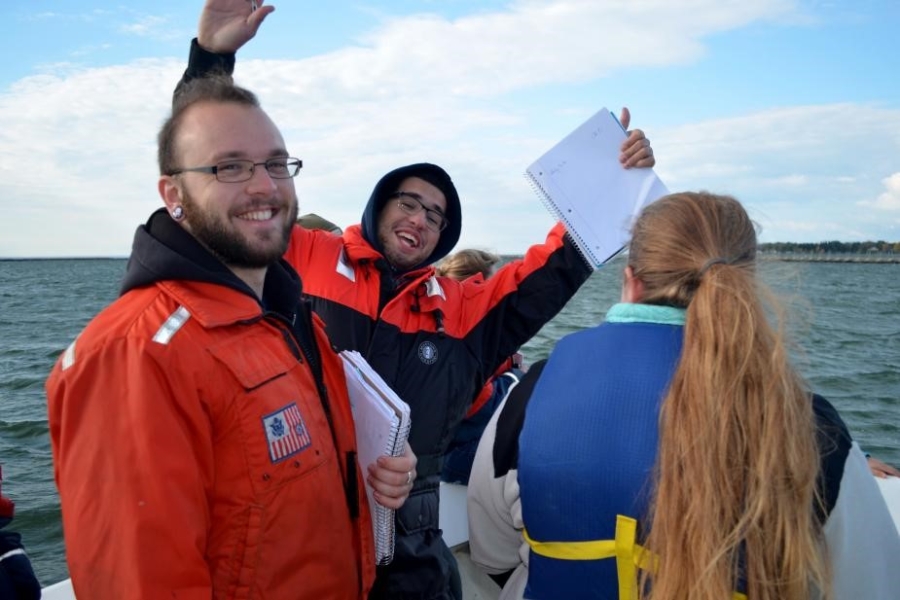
[526,107,669,269]
[341,350,411,565]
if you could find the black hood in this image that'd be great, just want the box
[360,163,462,271]
[119,208,301,313]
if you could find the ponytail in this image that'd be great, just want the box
[630,193,829,600]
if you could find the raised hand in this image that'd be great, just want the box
[617,106,656,169]
[198,0,275,54]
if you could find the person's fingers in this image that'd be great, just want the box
[618,106,631,131]
[620,132,653,168]
[368,469,413,509]
[249,4,276,26]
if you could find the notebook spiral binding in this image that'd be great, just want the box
[374,420,411,565]
[525,170,600,269]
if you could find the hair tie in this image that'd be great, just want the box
[698,257,729,276]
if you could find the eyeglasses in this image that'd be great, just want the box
[170,157,303,183]
[391,191,448,232]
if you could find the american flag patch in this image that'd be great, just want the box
[262,403,312,463]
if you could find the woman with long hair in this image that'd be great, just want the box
[468,192,899,599]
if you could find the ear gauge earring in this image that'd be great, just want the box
[171,206,184,220]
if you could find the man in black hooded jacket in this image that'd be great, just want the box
[173,3,656,598]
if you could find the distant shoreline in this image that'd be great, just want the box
[2,254,898,265]
[760,254,900,264]
[0,256,128,262]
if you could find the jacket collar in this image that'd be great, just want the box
[157,259,302,329]
[120,208,303,326]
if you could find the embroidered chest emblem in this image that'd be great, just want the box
[418,341,438,365]
[262,402,312,463]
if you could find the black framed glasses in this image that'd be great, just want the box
[391,191,448,232]
[170,157,303,183]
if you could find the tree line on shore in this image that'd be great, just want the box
[498,240,900,263]
[759,241,900,254]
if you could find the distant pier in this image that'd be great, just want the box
[761,253,900,264]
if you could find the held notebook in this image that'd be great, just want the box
[340,350,412,565]
[526,107,669,269]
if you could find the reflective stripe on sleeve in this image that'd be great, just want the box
[152,306,191,345]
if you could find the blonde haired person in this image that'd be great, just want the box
[436,249,501,281]
[468,192,900,599]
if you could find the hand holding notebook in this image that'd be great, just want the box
[341,350,412,565]
[526,107,669,269]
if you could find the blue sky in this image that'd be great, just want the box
[1,0,898,258]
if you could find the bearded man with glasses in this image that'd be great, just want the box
[169,2,656,599]
[46,75,416,599]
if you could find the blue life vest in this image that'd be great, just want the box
[518,305,684,600]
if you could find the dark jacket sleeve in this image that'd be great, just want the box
[811,393,853,522]
[492,360,547,478]
[173,38,237,103]
[471,224,592,381]
[0,530,42,600]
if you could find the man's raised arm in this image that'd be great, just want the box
[175,0,275,100]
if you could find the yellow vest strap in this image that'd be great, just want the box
[524,514,748,600]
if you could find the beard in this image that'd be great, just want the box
[378,236,420,272]
[181,188,298,269]
[377,221,436,272]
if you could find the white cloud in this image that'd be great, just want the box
[766,175,809,187]
[3,0,899,256]
[275,0,800,99]
[859,173,900,211]
[29,12,63,21]
[69,44,114,58]
[116,11,191,43]
[0,60,176,257]
[118,15,173,39]
[644,105,900,241]
[24,9,112,24]
[772,219,841,234]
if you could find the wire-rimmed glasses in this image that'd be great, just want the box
[391,191,448,232]
[170,157,302,183]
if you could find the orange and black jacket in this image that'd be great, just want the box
[282,162,591,600]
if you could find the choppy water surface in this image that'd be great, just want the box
[1,258,897,585]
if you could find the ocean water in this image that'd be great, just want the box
[1,257,898,587]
